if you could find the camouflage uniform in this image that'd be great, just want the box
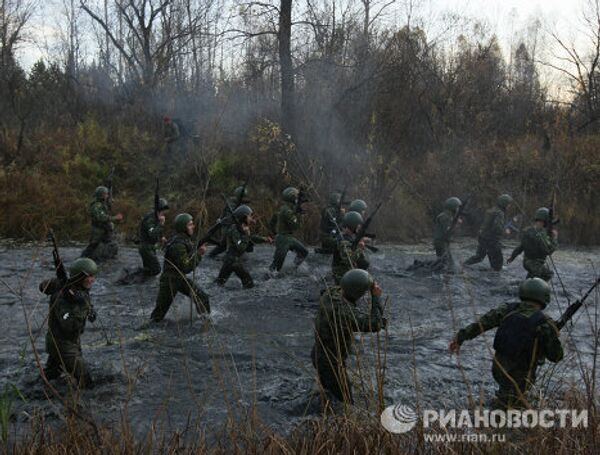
[150,233,210,321]
[138,212,164,276]
[311,287,385,403]
[332,233,370,284]
[318,204,342,254]
[208,196,237,258]
[508,226,557,281]
[81,198,118,262]
[164,121,181,152]
[455,300,563,408]
[464,205,506,271]
[270,202,308,271]
[216,225,269,288]
[40,278,94,388]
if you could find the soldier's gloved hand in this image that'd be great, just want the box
[88,308,97,323]
[372,282,383,297]
[506,257,513,265]
[448,339,461,354]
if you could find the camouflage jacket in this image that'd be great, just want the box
[455,300,563,365]
[225,224,269,257]
[320,204,341,235]
[479,206,505,242]
[89,200,113,230]
[332,233,369,281]
[509,226,557,262]
[433,210,454,244]
[41,278,92,344]
[313,287,385,362]
[162,233,202,276]
[276,202,301,235]
[139,212,163,245]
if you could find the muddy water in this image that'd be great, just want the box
[1,239,599,438]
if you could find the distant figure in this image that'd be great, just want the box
[269,187,308,273]
[312,269,386,405]
[81,186,123,262]
[464,194,512,271]
[216,205,272,288]
[449,278,563,409]
[163,116,181,151]
[507,207,557,281]
[40,258,99,389]
[316,192,344,255]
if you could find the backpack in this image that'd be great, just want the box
[493,302,545,365]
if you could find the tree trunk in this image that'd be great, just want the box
[278,0,295,138]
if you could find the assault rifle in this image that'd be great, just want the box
[337,185,348,215]
[446,195,471,237]
[106,165,115,212]
[154,177,160,221]
[555,277,600,330]
[295,186,310,214]
[352,201,383,253]
[547,189,560,237]
[48,229,68,284]
[237,179,249,207]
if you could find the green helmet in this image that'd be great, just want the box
[342,211,364,231]
[233,204,253,220]
[282,187,299,203]
[329,192,341,206]
[174,213,193,233]
[157,198,169,211]
[519,278,551,307]
[349,199,367,213]
[497,194,513,209]
[69,258,98,277]
[444,197,462,212]
[95,186,109,199]
[233,186,249,201]
[534,207,550,222]
[340,269,374,301]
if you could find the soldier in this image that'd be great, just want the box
[138,198,169,276]
[40,258,98,388]
[463,194,513,271]
[312,269,386,405]
[449,278,563,408]
[81,186,123,262]
[269,187,308,272]
[507,207,557,281]
[209,186,249,259]
[331,211,369,284]
[149,213,210,322]
[163,116,180,147]
[216,205,273,288]
[348,199,367,218]
[315,192,344,255]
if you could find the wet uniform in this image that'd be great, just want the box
[508,226,557,281]
[81,199,118,261]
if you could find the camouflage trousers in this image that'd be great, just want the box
[45,333,92,388]
[464,237,503,271]
[81,226,118,262]
[311,346,353,404]
[492,356,536,409]
[216,255,254,288]
[523,258,553,282]
[138,243,161,276]
[150,274,210,321]
[270,234,308,271]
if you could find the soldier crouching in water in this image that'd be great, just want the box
[463,194,513,271]
[216,205,273,289]
[148,213,210,323]
[40,258,99,389]
[312,269,386,407]
[81,186,124,262]
[449,278,563,409]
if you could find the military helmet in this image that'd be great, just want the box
[342,211,364,231]
[174,213,193,233]
[329,192,341,206]
[444,197,462,212]
[349,199,368,213]
[233,186,249,201]
[519,278,551,307]
[534,207,550,222]
[95,186,109,199]
[157,198,169,211]
[497,194,513,209]
[233,204,253,220]
[282,187,299,203]
[340,269,374,301]
[69,258,98,277]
